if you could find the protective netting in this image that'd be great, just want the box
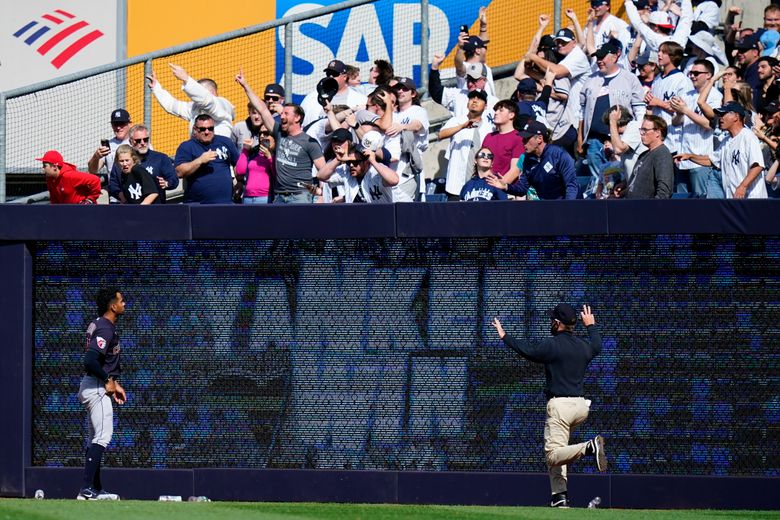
[33,235,780,475]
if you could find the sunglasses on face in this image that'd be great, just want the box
[264,96,281,102]
[476,152,493,159]
[195,126,214,132]
[344,159,366,166]
[688,71,708,77]
[325,70,342,78]
[132,136,150,144]
[259,131,270,136]
[395,85,411,92]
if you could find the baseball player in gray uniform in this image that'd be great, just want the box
[76,288,126,500]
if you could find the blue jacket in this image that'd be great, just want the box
[109,149,178,203]
[509,145,578,200]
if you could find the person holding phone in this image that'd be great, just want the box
[235,124,275,204]
[87,109,133,202]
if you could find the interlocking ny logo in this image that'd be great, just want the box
[13,9,103,69]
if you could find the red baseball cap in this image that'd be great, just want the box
[35,150,65,167]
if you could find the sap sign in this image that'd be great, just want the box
[276,0,482,102]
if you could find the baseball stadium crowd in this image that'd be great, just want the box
[37,0,780,204]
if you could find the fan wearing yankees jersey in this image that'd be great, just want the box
[677,102,767,199]
[388,77,429,202]
[115,145,159,204]
[76,288,126,501]
[645,42,693,156]
[317,142,398,203]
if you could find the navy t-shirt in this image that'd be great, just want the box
[85,317,121,378]
[588,74,617,140]
[460,177,509,201]
[174,135,238,204]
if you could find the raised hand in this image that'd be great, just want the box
[580,305,595,326]
[145,69,158,89]
[169,63,189,82]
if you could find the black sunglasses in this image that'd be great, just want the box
[688,71,708,77]
[132,136,150,143]
[195,126,214,132]
[325,70,342,78]
[476,152,493,159]
[265,95,281,102]
[344,159,366,166]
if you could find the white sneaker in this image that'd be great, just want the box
[95,490,120,500]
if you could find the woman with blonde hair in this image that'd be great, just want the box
[114,144,159,204]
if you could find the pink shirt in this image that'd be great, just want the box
[482,131,525,176]
[236,149,273,197]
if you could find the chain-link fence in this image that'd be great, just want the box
[32,235,780,474]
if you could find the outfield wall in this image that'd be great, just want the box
[1,201,779,509]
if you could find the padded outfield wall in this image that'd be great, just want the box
[0,201,779,509]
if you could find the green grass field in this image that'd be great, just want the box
[1,500,779,520]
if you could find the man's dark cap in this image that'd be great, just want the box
[467,89,488,102]
[594,43,620,59]
[463,35,488,53]
[516,78,537,94]
[714,101,747,117]
[539,35,557,49]
[762,101,780,116]
[549,303,578,325]
[396,76,417,91]
[330,128,353,143]
[591,0,610,7]
[110,109,130,123]
[264,83,285,97]
[519,120,548,139]
[606,36,623,52]
[324,59,347,74]
[735,34,760,51]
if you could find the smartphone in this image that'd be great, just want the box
[261,138,271,149]
[297,181,317,190]
[100,139,110,149]
[460,24,469,34]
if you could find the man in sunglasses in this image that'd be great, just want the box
[174,114,238,204]
[670,59,722,197]
[107,125,178,204]
[300,59,367,128]
[317,139,398,203]
[231,83,284,149]
[490,121,578,200]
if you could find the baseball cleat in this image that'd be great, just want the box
[95,490,120,500]
[76,487,99,500]
[550,491,569,508]
[593,435,607,472]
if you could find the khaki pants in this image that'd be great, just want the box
[544,397,591,494]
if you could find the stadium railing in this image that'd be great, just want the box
[0,0,611,203]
